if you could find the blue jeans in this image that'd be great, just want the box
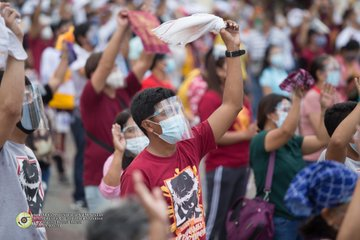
[85,186,111,212]
[70,110,86,202]
[274,217,303,240]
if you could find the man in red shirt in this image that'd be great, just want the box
[121,20,244,239]
[80,11,153,212]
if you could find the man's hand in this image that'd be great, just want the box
[245,123,258,139]
[0,4,23,41]
[112,124,126,153]
[220,20,240,51]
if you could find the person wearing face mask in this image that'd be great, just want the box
[0,5,47,239]
[99,110,149,199]
[197,45,257,240]
[141,53,176,91]
[121,20,245,240]
[250,87,330,239]
[300,56,342,162]
[318,78,360,173]
[259,45,289,97]
[80,11,154,212]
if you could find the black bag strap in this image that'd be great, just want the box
[86,130,114,153]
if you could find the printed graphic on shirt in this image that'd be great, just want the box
[162,166,206,239]
[16,156,44,215]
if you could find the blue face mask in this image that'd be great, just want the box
[270,53,284,69]
[87,26,99,48]
[326,70,341,87]
[350,143,358,154]
[126,136,149,155]
[165,59,176,74]
[153,114,188,144]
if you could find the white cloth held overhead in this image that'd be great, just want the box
[0,16,27,69]
[152,13,226,46]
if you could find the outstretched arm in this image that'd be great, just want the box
[0,4,25,148]
[326,78,360,162]
[264,89,303,152]
[207,20,243,141]
[301,84,333,155]
[90,11,129,93]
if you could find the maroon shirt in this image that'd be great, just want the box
[80,72,140,186]
[121,121,216,239]
[198,90,252,171]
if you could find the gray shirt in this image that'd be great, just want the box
[0,141,46,240]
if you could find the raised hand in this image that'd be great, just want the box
[117,10,129,28]
[112,124,126,153]
[220,20,240,51]
[320,83,335,110]
[0,4,23,41]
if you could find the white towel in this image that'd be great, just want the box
[0,16,27,69]
[152,13,226,46]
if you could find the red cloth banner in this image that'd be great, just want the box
[128,11,170,54]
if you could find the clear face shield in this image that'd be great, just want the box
[122,124,149,155]
[148,96,193,144]
[16,81,49,134]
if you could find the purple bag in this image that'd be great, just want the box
[226,152,276,240]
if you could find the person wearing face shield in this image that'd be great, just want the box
[250,85,331,239]
[120,20,244,239]
[80,11,154,213]
[0,4,47,240]
[99,110,149,199]
[319,78,360,173]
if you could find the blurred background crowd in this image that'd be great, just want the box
[3,0,360,239]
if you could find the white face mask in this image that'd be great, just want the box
[126,136,149,155]
[106,69,125,89]
[273,100,291,128]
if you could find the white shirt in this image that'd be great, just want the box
[318,149,360,173]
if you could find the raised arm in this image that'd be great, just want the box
[0,5,25,148]
[90,11,129,93]
[47,44,69,93]
[28,0,42,39]
[102,124,125,188]
[132,50,155,83]
[326,78,360,162]
[301,84,332,155]
[207,20,243,142]
[264,90,302,152]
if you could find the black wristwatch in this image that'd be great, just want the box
[225,49,246,58]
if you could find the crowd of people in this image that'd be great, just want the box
[1,0,360,239]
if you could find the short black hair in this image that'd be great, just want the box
[300,214,337,239]
[257,93,289,130]
[324,101,357,136]
[74,22,91,46]
[86,198,148,240]
[131,87,175,134]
